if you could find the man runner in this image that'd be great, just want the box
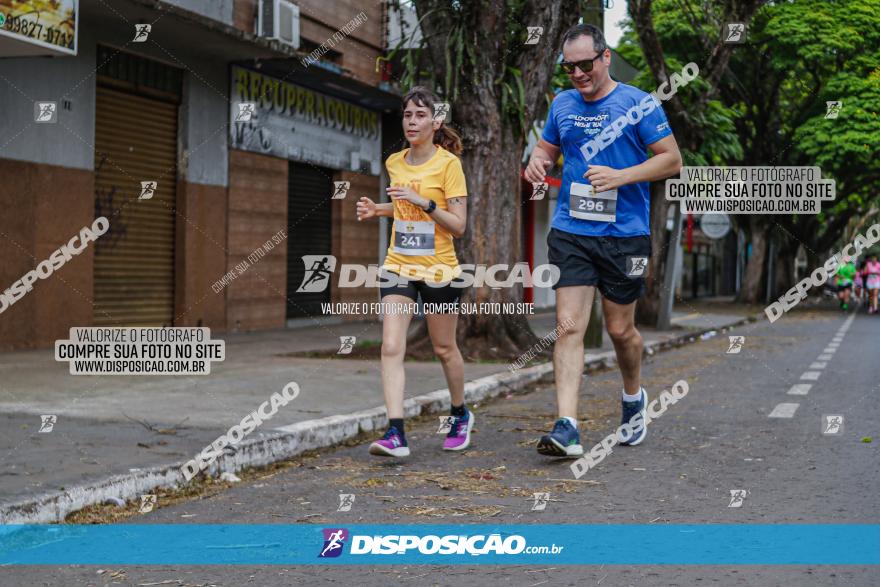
[524,24,683,457]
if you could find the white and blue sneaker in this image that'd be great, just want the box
[619,387,648,446]
[537,418,584,457]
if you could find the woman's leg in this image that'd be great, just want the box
[380,294,416,419]
[425,310,465,406]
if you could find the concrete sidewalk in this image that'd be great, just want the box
[0,305,750,521]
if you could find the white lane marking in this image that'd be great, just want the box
[832,336,843,341]
[823,348,837,354]
[809,362,827,369]
[769,403,799,418]
[818,354,833,361]
[801,371,821,380]
[788,384,812,395]
[828,343,840,348]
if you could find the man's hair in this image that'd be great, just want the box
[562,23,607,54]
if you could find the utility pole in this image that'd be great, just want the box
[657,202,683,329]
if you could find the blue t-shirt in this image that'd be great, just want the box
[541,83,672,237]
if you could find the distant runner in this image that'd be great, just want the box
[836,257,856,311]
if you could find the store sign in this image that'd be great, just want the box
[700,213,731,239]
[0,0,78,55]
[230,66,381,175]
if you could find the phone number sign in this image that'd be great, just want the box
[0,0,78,55]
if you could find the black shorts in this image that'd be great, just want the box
[379,271,465,309]
[547,228,652,305]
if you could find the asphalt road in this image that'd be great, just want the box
[4,307,878,586]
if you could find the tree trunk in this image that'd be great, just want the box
[774,248,795,299]
[739,217,769,304]
[406,0,580,360]
[636,180,670,325]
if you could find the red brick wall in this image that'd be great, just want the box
[175,181,228,330]
[233,0,257,33]
[0,159,93,350]
[226,149,289,331]
[331,170,380,320]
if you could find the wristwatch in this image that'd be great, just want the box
[423,200,437,214]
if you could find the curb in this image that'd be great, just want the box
[0,312,759,524]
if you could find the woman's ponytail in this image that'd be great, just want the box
[434,125,463,156]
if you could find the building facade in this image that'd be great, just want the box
[0,0,400,349]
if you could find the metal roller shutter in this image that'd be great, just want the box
[93,86,178,326]
[287,162,332,318]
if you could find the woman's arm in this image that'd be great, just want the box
[375,202,394,217]
[427,196,467,238]
[385,187,468,237]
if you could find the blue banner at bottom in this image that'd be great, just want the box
[1,524,878,565]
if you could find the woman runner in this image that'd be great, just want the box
[356,87,472,457]
[863,254,880,314]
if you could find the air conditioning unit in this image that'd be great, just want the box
[259,0,301,49]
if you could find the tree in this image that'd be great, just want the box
[617,0,756,320]
[389,0,581,359]
[719,0,880,298]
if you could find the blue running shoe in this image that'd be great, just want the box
[537,418,584,457]
[619,388,648,446]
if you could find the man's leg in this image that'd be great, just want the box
[602,296,642,395]
[553,285,594,418]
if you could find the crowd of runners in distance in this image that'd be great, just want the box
[836,254,880,314]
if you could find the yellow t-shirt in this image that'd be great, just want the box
[382,146,468,282]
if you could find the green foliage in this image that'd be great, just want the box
[387,0,539,140]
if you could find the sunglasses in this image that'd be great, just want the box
[560,53,604,74]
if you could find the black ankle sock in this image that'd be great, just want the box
[450,404,466,417]
[389,418,405,437]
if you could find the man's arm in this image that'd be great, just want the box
[524,139,562,184]
[584,135,683,193]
